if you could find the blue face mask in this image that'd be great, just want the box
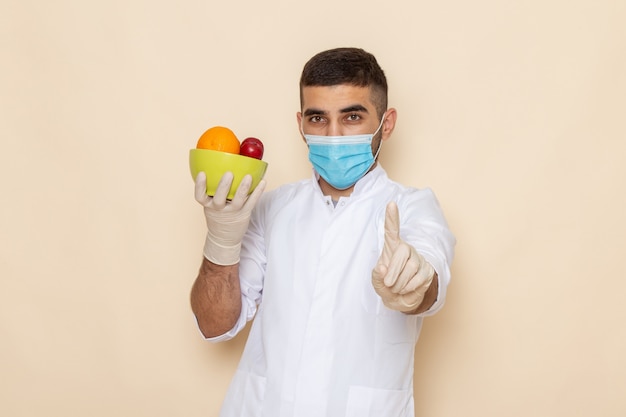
[302,114,386,190]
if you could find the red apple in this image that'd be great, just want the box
[239,137,264,160]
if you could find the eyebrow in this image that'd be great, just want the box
[302,104,369,117]
[302,108,326,117]
[340,104,369,114]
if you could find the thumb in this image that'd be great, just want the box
[381,201,401,263]
[194,171,209,204]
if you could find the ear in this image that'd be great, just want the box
[381,108,397,142]
[296,111,306,143]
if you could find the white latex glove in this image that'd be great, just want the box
[371,201,435,312]
[194,171,266,265]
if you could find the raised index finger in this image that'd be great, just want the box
[382,201,401,261]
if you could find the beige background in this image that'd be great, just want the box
[1,0,625,416]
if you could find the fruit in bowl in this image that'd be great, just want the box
[196,126,241,154]
[239,137,264,160]
[190,126,268,200]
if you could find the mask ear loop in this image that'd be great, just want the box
[373,111,387,136]
[372,111,387,160]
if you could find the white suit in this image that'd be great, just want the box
[206,165,456,417]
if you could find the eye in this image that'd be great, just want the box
[308,115,325,124]
[346,113,361,121]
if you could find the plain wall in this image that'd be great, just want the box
[1,0,625,416]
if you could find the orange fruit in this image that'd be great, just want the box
[196,126,240,154]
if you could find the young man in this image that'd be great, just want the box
[191,47,456,417]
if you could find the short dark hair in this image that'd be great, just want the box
[299,47,388,118]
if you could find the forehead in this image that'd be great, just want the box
[301,84,376,113]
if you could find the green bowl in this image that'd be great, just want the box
[189,149,268,200]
